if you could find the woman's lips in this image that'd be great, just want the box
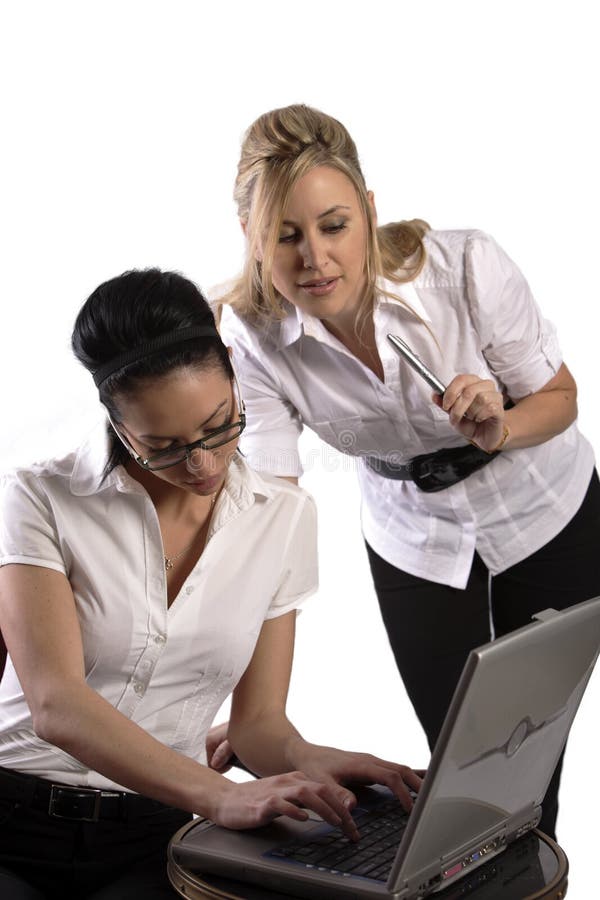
[297,276,340,296]
[184,473,221,490]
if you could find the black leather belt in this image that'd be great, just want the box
[0,765,174,822]
[365,443,500,492]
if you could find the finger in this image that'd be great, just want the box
[341,788,358,811]
[269,798,311,824]
[360,767,415,811]
[207,721,229,748]
[446,389,481,427]
[391,766,424,793]
[443,377,498,425]
[441,374,481,410]
[348,760,425,805]
[314,775,358,812]
[465,392,503,424]
[210,740,233,771]
[292,786,360,842]
[250,794,309,828]
[401,768,425,793]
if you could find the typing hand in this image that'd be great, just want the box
[287,742,423,814]
[212,772,361,841]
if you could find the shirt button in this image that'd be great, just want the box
[153,633,166,645]
[185,585,194,595]
[133,682,145,696]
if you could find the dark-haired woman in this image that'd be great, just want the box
[0,269,420,899]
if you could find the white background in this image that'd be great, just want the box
[1,1,599,894]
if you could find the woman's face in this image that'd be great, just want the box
[267,165,374,330]
[115,366,240,497]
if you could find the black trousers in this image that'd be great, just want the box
[366,469,600,841]
[0,790,191,899]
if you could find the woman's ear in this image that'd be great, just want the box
[240,219,263,261]
[367,190,378,227]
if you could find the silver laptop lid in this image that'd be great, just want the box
[388,596,600,898]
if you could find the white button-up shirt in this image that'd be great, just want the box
[0,424,317,790]
[218,230,595,589]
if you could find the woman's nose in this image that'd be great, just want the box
[300,234,328,271]
[185,446,218,475]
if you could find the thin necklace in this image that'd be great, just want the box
[164,493,216,572]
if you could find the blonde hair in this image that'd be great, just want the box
[226,104,430,332]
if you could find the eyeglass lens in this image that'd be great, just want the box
[144,422,245,469]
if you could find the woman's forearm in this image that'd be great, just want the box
[505,391,577,450]
[228,711,306,776]
[504,370,577,450]
[35,678,229,817]
[229,711,334,779]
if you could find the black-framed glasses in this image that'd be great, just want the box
[107,374,246,471]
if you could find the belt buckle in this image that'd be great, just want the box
[48,784,103,822]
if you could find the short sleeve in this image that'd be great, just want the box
[220,306,304,477]
[265,492,318,619]
[465,232,562,398]
[0,472,67,574]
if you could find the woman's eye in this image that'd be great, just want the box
[278,231,297,244]
[211,413,234,433]
[323,222,347,234]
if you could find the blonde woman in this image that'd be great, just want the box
[211,104,600,841]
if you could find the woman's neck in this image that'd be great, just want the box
[322,312,384,382]
[125,461,210,521]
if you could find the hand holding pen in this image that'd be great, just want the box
[387,335,509,454]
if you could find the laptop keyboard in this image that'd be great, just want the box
[266,796,411,882]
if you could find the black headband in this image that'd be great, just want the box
[92,326,221,387]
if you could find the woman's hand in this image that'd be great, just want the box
[287,741,423,814]
[433,374,506,453]
[206,721,234,773]
[212,771,361,840]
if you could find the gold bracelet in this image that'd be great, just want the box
[469,424,510,454]
[489,424,510,454]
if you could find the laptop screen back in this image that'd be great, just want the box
[389,598,600,894]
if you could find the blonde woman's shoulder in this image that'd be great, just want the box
[420,228,491,282]
[205,279,237,330]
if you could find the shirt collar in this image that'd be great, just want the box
[219,452,274,508]
[274,276,431,351]
[70,420,123,497]
[375,277,432,324]
[208,453,274,537]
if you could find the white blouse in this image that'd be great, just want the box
[0,423,317,790]
[217,229,595,589]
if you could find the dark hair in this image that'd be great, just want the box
[72,268,233,474]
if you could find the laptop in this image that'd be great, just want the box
[168,595,600,900]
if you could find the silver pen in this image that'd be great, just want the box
[387,334,446,395]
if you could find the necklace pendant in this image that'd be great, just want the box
[164,557,174,571]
